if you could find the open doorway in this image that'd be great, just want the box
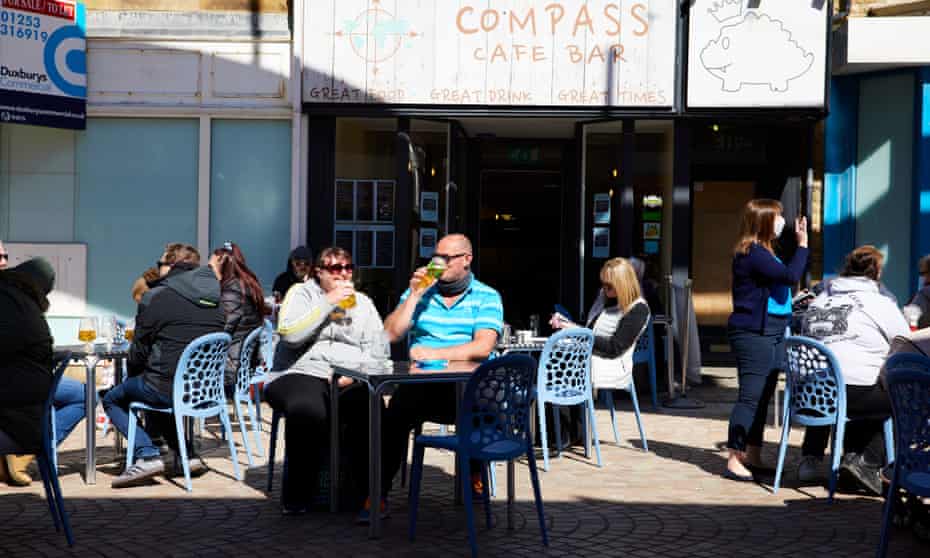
[478,168,563,331]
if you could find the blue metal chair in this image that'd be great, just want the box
[773,336,895,503]
[231,326,265,467]
[408,354,548,558]
[876,353,930,558]
[536,328,598,470]
[126,332,239,492]
[632,318,660,409]
[1,353,74,546]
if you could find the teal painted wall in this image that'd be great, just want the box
[855,73,915,301]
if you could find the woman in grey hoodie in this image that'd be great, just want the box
[264,247,387,515]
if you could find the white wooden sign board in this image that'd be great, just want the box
[6,242,87,316]
[304,0,677,107]
[687,0,828,108]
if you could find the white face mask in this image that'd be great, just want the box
[773,216,786,238]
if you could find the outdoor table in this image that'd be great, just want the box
[55,342,130,485]
[497,338,547,354]
[330,360,481,539]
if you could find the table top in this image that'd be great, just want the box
[55,341,131,359]
[332,360,480,385]
[497,339,548,352]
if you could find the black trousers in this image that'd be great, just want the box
[264,374,372,508]
[382,383,481,495]
[801,383,891,467]
[727,314,789,451]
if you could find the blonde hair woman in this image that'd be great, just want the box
[551,257,651,389]
[725,199,808,482]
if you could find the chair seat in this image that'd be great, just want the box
[129,402,172,413]
[901,471,930,497]
[790,414,837,428]
[415,434,525,460]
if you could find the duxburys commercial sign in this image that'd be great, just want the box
[303,0,677,107]
[0,0,86,129]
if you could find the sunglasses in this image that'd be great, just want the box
[321,263,354,273]
[0,253,8,261]
[433,252,469,262]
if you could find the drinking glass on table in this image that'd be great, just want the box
[78,317,98,352]
[123,318,136,343]
[99,316,118,348]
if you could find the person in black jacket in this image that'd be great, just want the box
[908,255,930,329]
[104,244,225,488]
[0,258,55,485]
[272,245,312,302]
[208,242,266,395]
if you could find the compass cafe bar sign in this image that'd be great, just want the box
[304,0,677,107]
[0,0,86,129]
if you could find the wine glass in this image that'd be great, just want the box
[99,316,117,348]
[78,317,98,352]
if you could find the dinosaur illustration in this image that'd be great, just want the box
[700,12,814,93]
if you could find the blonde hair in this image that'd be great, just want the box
[734,199,783,256]
[599,257,641,312]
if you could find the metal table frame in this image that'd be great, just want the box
[331,361,517,539]
[57,343,129,484]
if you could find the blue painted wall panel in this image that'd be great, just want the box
[823,77,859,277]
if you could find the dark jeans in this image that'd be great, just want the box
[54,377,89,447]
[727,314,789,451]
[801,383,891,467]
[102,376,174,460]
[264,374,371,508]
[382,383,481,494]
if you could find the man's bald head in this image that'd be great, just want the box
[438,234,472,255]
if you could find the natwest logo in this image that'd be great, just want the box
[1,0,76,20]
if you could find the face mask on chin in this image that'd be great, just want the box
[773,216,786,238]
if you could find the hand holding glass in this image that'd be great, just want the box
[417,257,447,290]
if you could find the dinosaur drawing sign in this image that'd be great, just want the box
[687,0,828,108]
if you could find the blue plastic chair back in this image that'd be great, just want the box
[171,332,232,418]
[457,354,537,460]
[259,319,274,373]
[784,336,846,428]
[632,319,654,365]
[236,326,264,396]
[884,353,930,496]
[536,327,595,407]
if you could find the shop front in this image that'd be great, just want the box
[300,1,831,334]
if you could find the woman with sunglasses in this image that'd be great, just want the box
[208,242,267,395]
[264,247,386,515]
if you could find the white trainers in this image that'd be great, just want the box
[797,456,824,483]
[111,457,165,488]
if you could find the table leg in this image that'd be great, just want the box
[507,460,515,530]
[330,377,340,513]
[454,382,464,506]
[84,359,97,484]
[369,385,384,539]
[114,357,124,455]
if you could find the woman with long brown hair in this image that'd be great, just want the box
[209,242,267,394]
[725,199,808,482]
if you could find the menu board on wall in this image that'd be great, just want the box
[0,0,87,129]
[687,0,828,108]
[304,0,677,107]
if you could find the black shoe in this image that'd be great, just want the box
[744,463,776,478]
[723,469,755,482]
[281,503,308,516]
[839,453,883,496]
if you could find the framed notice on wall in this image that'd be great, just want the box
[593,193,611,225]
[592,227,610,258]
[0,0,87,129]
[687,0,828,108]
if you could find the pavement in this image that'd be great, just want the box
[1,367,926,557]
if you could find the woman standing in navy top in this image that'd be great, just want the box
[725,199,809,481]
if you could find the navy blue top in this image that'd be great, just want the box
[729,243,809,333]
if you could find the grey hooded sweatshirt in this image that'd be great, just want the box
[267,279,385,382]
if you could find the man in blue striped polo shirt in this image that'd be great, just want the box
[376,234,503,513]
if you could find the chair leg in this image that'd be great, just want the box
[488,461,497,498]
[581,401,590,459]
[247,396,264,459]
[828,420,847,504]
[50,407,58,472]
[538,401,551,471]
[876,468,898,558]
[43,454,74,546]
[267,411,280,493]
[174,414,193,492]
[480,461,492,528]
[219,411,242,481]
[605,390,620,446]
[648,357,659,410]
[552,405,563,461]
[408,443,427,542]
[772,419,792,494]
[882,419,894,465]
[233,398,254,468]
[126,409,138,471]
[628,385,648,452]
[526,445,549,547]
[36,454,61,532]
[587,398,602,467]
[460,454,479,558]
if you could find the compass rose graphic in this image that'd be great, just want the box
[334,1,421,76]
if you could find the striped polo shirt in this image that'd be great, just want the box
[401,275,504,350]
